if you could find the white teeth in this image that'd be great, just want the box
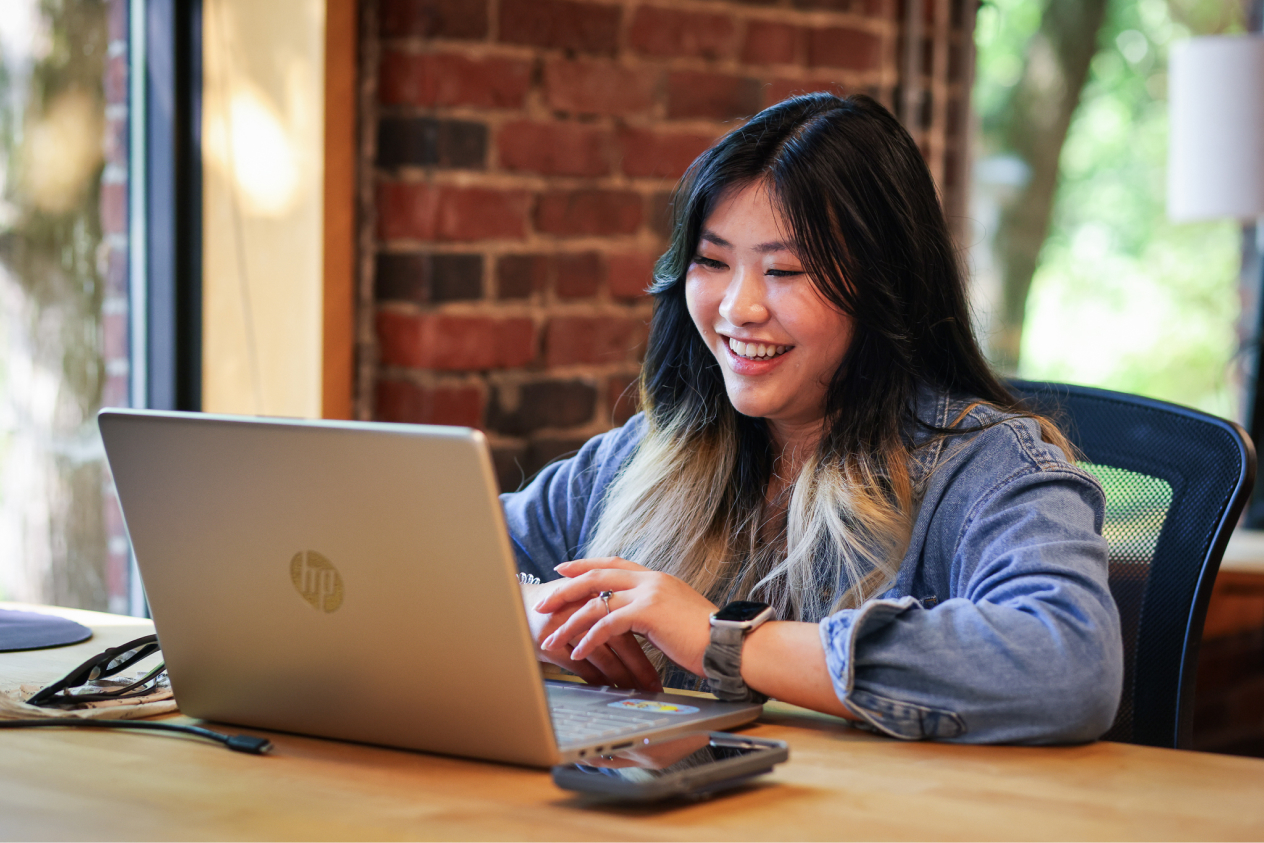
[727,337,790,360]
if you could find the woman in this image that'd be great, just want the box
[504,93,1123,744]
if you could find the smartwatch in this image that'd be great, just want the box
[703,601,775,703]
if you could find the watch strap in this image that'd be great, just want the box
[703,624,769,704]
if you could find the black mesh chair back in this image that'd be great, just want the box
[1009,381,1255,748]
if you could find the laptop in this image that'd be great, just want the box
[98,410,762,767]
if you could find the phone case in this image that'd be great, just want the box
[551,732,789,802]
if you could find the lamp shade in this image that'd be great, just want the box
[1168,35,1264,222]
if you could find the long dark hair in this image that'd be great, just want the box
[588,94,1050,623]
[646,92,1015,462]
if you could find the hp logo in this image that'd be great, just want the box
[290,550,344,613]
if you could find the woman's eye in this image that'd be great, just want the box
[766,268,805,278]
[693,255,726,270]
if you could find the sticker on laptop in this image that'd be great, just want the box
[608,699,700,715]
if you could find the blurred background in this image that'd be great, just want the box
[0,1,119,612]
[970,0,1246,417]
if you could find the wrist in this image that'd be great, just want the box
[703,601,775,703]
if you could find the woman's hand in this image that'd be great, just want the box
[533,557,717,677]
[521,579,662,692]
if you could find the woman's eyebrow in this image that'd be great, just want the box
[700,230,794,254]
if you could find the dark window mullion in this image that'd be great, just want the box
[145,0,201,412]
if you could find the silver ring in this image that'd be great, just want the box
[599,590,613,616]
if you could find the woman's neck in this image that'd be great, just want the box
[769,417,826,467]
[765,416,826,511]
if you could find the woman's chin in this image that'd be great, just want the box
[724,391,783,422]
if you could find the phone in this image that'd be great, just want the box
[551,732,789,802]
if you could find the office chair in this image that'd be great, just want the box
[1009,380,1255,749]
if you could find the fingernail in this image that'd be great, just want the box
[542,634,556,648]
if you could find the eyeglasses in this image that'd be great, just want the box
[25,634,167,708]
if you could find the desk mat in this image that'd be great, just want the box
[0,609,93,652]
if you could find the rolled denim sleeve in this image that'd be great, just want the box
[820,464,1124,744]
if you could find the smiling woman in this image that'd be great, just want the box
[502,93,1124,745]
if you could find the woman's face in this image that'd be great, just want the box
[685,181,854,442]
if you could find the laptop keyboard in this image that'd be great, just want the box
[550,702,673,745]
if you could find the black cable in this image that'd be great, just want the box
[0,718,272,754]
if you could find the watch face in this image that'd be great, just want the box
[713,601,772,623]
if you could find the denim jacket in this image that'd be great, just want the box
[501,390,1124,745]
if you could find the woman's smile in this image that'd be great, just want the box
[721,335,794,375]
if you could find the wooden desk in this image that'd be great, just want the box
[4,603,1264,841]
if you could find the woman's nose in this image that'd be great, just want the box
[718,266,768,326]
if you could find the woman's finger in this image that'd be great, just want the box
[606,632,662,692]
[542,592,610,651]
[556,557,648,577]
[580,643,640,689]
[533,570,637,613]
[571,610,636,662]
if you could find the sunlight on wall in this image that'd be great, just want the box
[202,0,325,418]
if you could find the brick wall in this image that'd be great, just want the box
[1194,572,1264,757]
[358,0,973,491]
[101,0,131,614]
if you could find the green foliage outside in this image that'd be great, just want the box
[974,0,1245,417]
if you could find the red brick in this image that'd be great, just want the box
[607,252,657,300]
[608,373,641,425]
[103,311,128,361]
[499,0,620,55]
[618,128,714,179]
[375,379,485,427]
[544,59,658,118]
[555,253,602,299]
[377,312,536,370]
[105,114,127,168]
[667,71,761,121]
[379,51,530,109]
[101,181,127,236]
[628,7,737,60]
[488,380,598,434]
[544,316,647,366]
[649,190,674,239]
[377,182,529,242]
[105,247,127,297]
[808,27,883,71]
[105,53,127,104]
[742,20,804,66]
[103,373,129,409]
[497,254,550,299]
[764,78,850,106]
[498,121,611,177]
[105,491,126,534]
[380,0,489,39]
[107,546,129,599]
[107,0,128,42]
[535,190,642,237]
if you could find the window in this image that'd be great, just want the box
[0,0,202,615]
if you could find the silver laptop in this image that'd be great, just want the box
[98,410,762,767]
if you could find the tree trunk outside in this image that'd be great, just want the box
[991,0,1110,374]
